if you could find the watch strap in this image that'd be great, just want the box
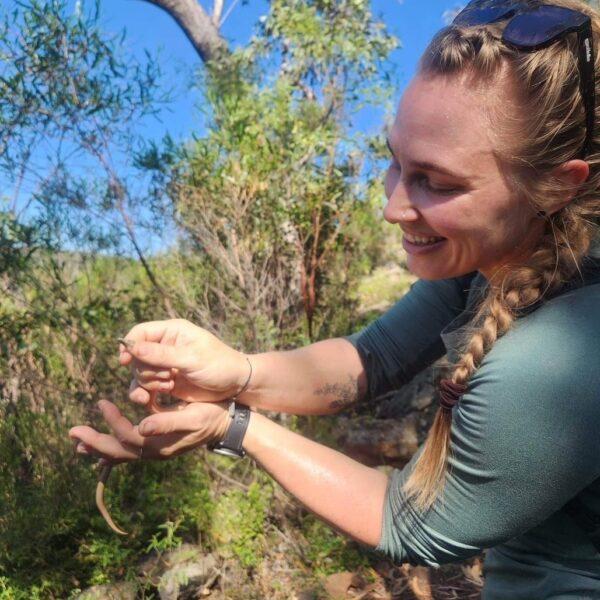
[210,402,250,458]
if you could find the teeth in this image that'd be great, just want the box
[404,233,444,245]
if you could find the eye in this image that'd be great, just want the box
[386,140,402,169]
[416,175,461,195]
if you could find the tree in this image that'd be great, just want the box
[140,0,397,344]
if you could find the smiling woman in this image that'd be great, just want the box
[383,71,555,281]
[70,1,600,598]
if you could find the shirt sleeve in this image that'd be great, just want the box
[345,273,476,402]
[376,286,600,566]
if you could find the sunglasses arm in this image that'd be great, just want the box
[578,21,596,158]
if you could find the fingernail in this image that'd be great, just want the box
[77,444,89,454]
[141,423,155,435]
[118,337,134,349]
[160,381,172,391]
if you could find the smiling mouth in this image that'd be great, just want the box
[403,232,446,246]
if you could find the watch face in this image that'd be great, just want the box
[212,447,245,459]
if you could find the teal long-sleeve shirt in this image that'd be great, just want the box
[345,260,600,599]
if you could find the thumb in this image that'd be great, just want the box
[129,341,195,371]
[138,410,200,436]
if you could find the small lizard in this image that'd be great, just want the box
[96,463,127,536]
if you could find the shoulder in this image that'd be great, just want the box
[492,281,600,371]
[461,283,600,448]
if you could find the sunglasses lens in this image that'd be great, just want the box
[503,6,589,47]
[453,0,521,26]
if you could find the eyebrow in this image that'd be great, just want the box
[386,138,468,180]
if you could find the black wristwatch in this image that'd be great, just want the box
[208,402,251,458]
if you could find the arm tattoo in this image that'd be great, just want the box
[315,375,359,411]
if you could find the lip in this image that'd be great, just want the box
[401,229,444,239]
[402,237,447,256]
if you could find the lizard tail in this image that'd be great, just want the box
[96,464,128,536]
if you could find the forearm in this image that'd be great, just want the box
[240,338,367,415]
[243,411,388,547]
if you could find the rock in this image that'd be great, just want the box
[375,365,439,420]
[402,564,433,600]
[411,388,434,411]
[74,582,136,600]
[461,558,484,586]
[163,543,206,566]
[158,553,218,600]
[334,413,419,467]
[137,543,208,586]
[324,571,355,599]
[215,557,254,599]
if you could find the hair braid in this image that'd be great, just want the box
[403,0,600,510]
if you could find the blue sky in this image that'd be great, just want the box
[2,0,464,251]
[99,0,464,142]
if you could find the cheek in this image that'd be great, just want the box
[423,189,520,244]
[420,201,481,237]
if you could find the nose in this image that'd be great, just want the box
[383,176,420,225]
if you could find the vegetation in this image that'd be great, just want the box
[0,0,409,596]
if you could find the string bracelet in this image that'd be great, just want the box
[439,379,467,412]
[233,357,252,399]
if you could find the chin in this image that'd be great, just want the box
[406,257,470,281]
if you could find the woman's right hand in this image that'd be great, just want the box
[119,319,251,406]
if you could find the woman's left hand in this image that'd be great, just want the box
[69,399,231,463]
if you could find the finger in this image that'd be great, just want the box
[75,441,94,455]
[119,347,133,366]
[127,341,194,371]
[123,321,172,344]
[134,367,174,381]
[68,426,139,462]
[138,406,209,436]
[129,378,151,405]
[98,400,145,448]
[119,321,171,366]
[146,391,165,414]
[135,378,175,393]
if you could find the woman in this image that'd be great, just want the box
[70,1,600,597]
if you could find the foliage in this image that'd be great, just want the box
[211,480,273,568]
[302,516,371,576]
[0,0,402,596]
[141,0,397,347]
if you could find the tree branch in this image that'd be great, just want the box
[212,0,224,26]
[138,0,229,63]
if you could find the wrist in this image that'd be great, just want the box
[241,411,272,457]
[236,352,271,406]
[234,354,253,398]
[215,403,233,442]
[209,402,251,458]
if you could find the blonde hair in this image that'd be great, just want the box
[404,0,600,510]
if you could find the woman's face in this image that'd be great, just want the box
[385,73,544,281]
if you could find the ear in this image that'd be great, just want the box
[547,160,590,214]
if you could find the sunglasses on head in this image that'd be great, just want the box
[453,1,596,158]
